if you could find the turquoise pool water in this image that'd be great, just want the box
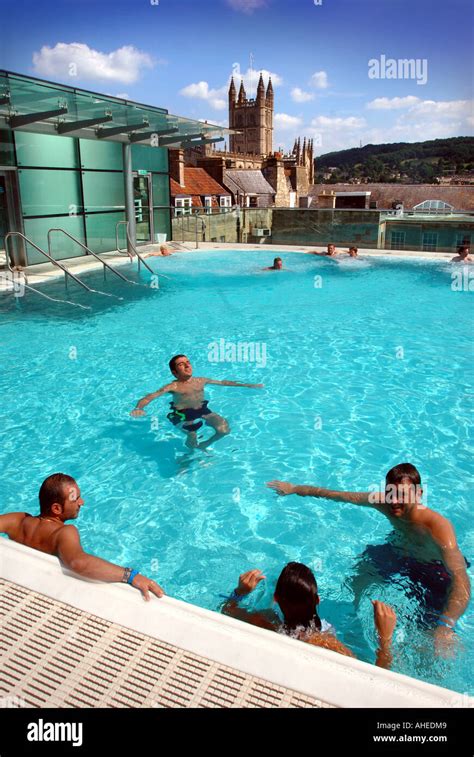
[0,250,473,695]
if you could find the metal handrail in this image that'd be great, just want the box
[47,229,139,286]
[115,221,155,274]
[195,215,206,249]
[0,271,91,310]
[5,231,96,294]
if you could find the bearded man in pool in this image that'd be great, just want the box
[267,463,471,655]
[0,474,164,601]
[131,355,264,450]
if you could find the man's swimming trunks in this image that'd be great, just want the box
[360,542,470,627]
[167,401,212,433]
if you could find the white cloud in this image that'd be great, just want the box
[179,81,227,110]
[32,43,154,84]
[226,0,267,13]
[403,99,473,120]
[230,67,283,91]
[291,87,314,103]
[367,96,420,110]
[311,115,366,129]
[180,68,282,113]
[275,113,303,130]
[310,71,329,89]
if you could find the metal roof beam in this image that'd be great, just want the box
[159,132,205,146]
[129,127,179,143]
[57,113,113,134]
[179,137,225,148]
[97,120,149,138]
[8,106,68,128]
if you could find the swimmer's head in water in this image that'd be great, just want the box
[385,463,423,518]
[327,243,336,256]
[349,247,358,257]
[459,245,470,259]
[273,257,283,270]
[39,473,83,520]
[169,354,193,380]
[274,562,320,630]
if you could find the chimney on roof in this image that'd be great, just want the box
[169,148,185,187]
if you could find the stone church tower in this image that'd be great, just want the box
[228,74,273,156]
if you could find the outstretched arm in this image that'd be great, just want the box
[131,383,173,416]
[56,526,164,601]
[266,481,383,507]
[204,379,264,389]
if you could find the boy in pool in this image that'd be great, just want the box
[131,355,263,450]
[451,245,473,263]
[221,562,397,669]
[0,474,164,601]
[263,257,284,271]
[267,463,471,655]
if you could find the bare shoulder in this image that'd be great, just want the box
[306,631,355,658]
[0,511,29,530]
[424,509,457,545]
[56,524,80,542]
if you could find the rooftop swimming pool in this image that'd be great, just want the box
[0,250,472,695]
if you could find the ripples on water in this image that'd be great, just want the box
[0,251,472,693]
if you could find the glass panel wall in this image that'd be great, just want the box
[15,132,78,169]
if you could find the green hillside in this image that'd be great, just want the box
[315,137,474,183]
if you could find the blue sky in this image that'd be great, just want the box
[1,0,472,154]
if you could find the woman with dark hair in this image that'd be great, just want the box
[222,562,397,668]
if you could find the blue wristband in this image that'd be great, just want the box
[436,619,455,630]
[219,590,245,604]
[128,569,139,585]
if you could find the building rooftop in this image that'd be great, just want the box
[309,183,474,210]
[224,170,275,198]
[170,168,231,199]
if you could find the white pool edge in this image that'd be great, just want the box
[1,539,469,709]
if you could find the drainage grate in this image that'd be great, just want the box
[0,579,333,709]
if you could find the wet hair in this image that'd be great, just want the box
[349,246,358,253]
[274,562,321,632]
[39,473,76,515]
[385,463,421,488]
[327,242,335,248]
[169,354,187,374]
[458,245,470,255]
[274,257,282,263]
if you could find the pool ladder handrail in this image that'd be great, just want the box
[115,221,155,274]
[5,231,100,298]
[47,228,140,286]
[0,270,91,310]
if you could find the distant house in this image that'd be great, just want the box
[169,150,232,215]
[308,184,474,211]
[222,169,276,208]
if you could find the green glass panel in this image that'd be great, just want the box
[85,211,126,254]
[23,215,85,264]
[82,171,125,212]
[132,144,168,173]
[15,131,79,168]
[153,208,171,241]
[79,139,123,170]
[19,169,82,216]
[152,173,170,207]
[0,129,16,167]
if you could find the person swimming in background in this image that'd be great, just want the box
[131,354,264,450]
[451,245,473,263]
[145,244,173,258]
[267,463,471,655]
[221,562,397,669]
[348,246,359,258]
[311,243,341,257]
[0,474,164,601]
[263,257,284,271]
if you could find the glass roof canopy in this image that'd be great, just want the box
[0,70,234,148]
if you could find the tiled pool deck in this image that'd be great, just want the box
[0,578,328,709]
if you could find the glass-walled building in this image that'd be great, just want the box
[0,70,230,265]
